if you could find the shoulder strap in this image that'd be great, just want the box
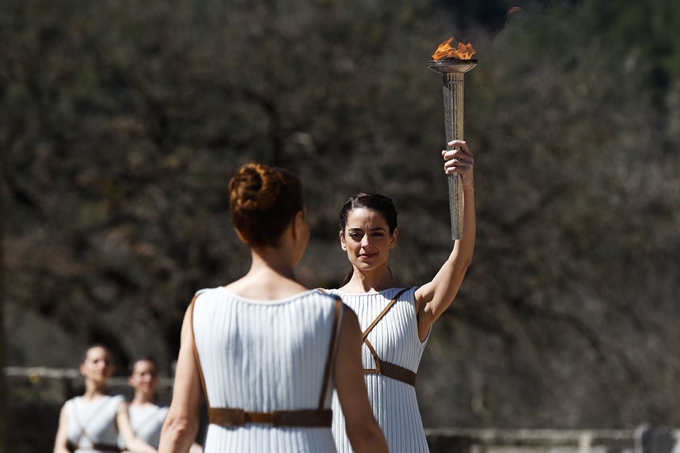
[316,288,329,295]
[188,293,211,409]
[361,288,409,340]
[318,297,342,409]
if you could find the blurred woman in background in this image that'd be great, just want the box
[120,358,202,452]
[53,344,157,453]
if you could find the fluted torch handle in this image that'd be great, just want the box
[443,72,465,240]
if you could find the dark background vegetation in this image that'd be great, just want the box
[2,0,679,429]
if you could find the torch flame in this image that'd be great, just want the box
[432,37,476,61]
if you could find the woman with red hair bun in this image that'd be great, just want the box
[160,163,387,453]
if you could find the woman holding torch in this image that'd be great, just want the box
[326,141,475,453]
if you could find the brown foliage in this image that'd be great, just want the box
[2,0,680,429]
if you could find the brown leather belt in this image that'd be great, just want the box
[365,358,417,387]
[209,407,333,428]
[69,443,121,452]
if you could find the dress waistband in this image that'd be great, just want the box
[208,407,333,428]
[68,442,121,452]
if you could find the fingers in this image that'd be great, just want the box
[447,140,470,152]
[441,140,474,175]
[441,140,472,160]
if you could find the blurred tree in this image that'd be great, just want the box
[0,133,6,453]
[416,0,680,428]
[1,0,680,431]
[0,0,462,370]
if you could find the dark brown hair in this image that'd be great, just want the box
[229,163,304,247]
[339,192,398,235]
[129,357,158,376]
[81,344,112,364]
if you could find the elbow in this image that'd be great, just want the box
[451,256,473,272]
[449,246,474,272]
[160,417,199,451]
[165,416,199,436]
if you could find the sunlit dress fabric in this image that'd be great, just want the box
[326,287,431,453]
[192,287,343,453]
[64,394,124,452]
[118,403,168,450]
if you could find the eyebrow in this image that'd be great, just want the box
[348,227,386,232]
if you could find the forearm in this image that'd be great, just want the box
[449,183,476,269]
[346,423,388,453]
[117,402,158,453]
[436,184,476,283]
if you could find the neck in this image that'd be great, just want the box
[83,380,108,400]
[248,247,298,282]
[344,266,395,293]
[131,392,155,406]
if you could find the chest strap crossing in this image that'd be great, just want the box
[69,397,122,452]
[190,293,342,428]
[361,288,417,387]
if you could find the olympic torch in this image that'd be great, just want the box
[428,38,477,240]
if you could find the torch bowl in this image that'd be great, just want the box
[427,58,478,74]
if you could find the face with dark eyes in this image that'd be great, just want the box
[80,346,115,384]
[339,207,397,272]
[129,360,159,396]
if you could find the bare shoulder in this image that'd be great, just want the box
[340,306,360,334]
[341,304,358,320]
[116,399,130,412]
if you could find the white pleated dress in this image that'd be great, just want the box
[327,287,430,453]
[192,287,343,453]
[64,394,124,452]
[118,403,168,450]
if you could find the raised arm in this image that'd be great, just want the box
[117,401,158,453]
[415,139,476,340]
[159,303,203,453]
[333,308,388,453]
